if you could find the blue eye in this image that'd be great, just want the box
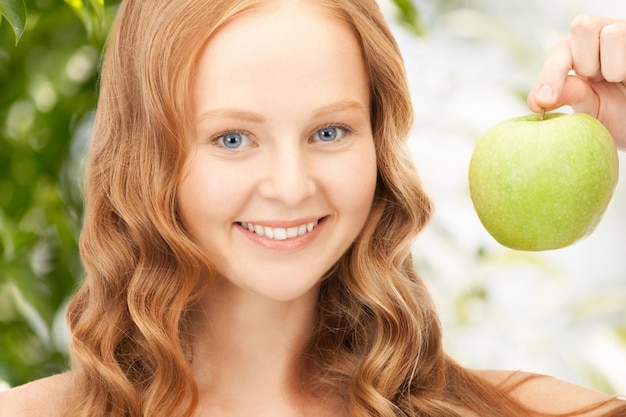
[222,132,243,148]
[314,125,350,142]
[318,127,338,141]
[212,130,251,149]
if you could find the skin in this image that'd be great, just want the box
[0,10,625,417]
[177,0,377,304]
[177,1,376,415]
[528,15,626,149]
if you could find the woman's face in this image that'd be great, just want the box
[177,1,377,302]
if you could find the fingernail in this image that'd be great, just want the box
[536,85,554,103]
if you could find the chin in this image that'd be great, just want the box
[244,279,323,303]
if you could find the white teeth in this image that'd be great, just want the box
[287,226,298,239]
[240,220,319,241]
[273,228,287,240]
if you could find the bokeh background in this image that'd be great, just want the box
[1,0,625,394]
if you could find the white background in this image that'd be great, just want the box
[381,0,626,394]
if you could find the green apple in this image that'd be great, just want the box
[468,112,619,251]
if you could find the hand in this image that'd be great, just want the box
[528,15,626,149]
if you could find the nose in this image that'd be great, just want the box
[257,145,316,206]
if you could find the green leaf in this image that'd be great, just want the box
[0,0,27,45]
[86,0,105,22]
[392,0,424,36]
[64,0,108,39]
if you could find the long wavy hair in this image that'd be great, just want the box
[65,1,626,416]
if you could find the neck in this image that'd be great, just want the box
[190,277,320,411]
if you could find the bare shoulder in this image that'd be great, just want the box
[0,372,75,417]
[474,369,625,416]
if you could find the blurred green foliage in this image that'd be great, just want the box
[0,0,27,43]
[0,0,424,388]
[0,0,119,387]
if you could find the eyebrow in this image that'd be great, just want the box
[196,99,367,123]
[312,99,368,118]
[197,108,265,123]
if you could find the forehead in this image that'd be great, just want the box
[206,0,355,51]
[194,1,369,113]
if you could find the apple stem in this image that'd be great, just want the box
[540,108,546,121]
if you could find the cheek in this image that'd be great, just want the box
[354,157,378,215]
[321,145,378,216]
[177,160,248,234]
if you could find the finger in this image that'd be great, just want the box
[562,75,600,117]
[528,74,599,117]
[569,15,613,79]
[528,38,572,110]
[599,20,626,82]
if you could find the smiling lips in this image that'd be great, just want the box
[238,219,320,241]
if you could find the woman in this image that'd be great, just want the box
[1,1,625,416]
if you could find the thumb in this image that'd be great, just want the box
[528,74,599,117]
[527,37,599,116]
[527,39,571,112]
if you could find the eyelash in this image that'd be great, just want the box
[209,128,253,149]
[208,123,354,149]
[311,123,354,143]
